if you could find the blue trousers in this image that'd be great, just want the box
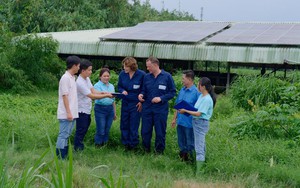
[120,102,141,148]
[94,104,114,145]
[177,125,194,155]
[56,119,75,149]
[193,118,209,161]
[74,113,91,150]
[141,109,168,153]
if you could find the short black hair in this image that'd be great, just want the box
[66,55,81,70]
[78,59,92,74]
[183,70,195,80]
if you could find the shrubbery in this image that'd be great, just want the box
[229,74,300,144]
[230,75,284,110]
[0,33,64,93]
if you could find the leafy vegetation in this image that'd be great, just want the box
[0,0,195,33]
[230,75,285,110]
[1,71,300,187]
[0,0,196,94]
[0,36,63,93]
[230,74,300,146]
[0,0,299,187]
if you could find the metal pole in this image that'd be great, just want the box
[226,62,231,95]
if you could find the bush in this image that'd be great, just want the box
[229,73,300,143]
[230,102,300,142]
[213,95,235,119]
[230,75,285,110]
[8,34,64,90]
[0,55,37,94]
[277,82,300,111]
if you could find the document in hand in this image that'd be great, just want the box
[173,100,197,116]
[111,93,125,99]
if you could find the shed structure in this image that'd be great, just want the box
[38,21,300,91]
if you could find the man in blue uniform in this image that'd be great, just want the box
[138,56,176,154]
[118,57,146,151]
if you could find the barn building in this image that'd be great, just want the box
[38,21,300,92]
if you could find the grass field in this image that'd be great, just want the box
[0,91,299,187]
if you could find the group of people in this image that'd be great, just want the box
[55,55,216,174]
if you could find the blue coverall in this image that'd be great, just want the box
[140,70,176,153]
[118,69,146,148]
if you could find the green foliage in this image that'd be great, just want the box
[212,95,235,119]
[48,137,74,188]
[0,0,196,33]
[0,92,300,187]
[16,149,49,187]
[277,82,300,111]
[0,0,196,94]
[230,75,285,110]
[0,139,9,188]
[229,74,300,144]
[0,93,57,148]
[230,103,300,141]
[0,24,14,53]
[0,24,64,93]
[0,58,37,94]
[91,166,138,188]
[8,34,64,90]
[0,26,37,93]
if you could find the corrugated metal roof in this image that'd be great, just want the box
[38,28,127,43]
[37,25,300,65]
[204,45,300,64]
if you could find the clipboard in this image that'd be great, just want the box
[111,92,125,99]
[174,100,197,116]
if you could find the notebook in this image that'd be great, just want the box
[111,93,126,99]
[173,100,197,116]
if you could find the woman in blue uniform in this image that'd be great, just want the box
[118,57,146,150]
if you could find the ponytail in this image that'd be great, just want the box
[199,77,217,108]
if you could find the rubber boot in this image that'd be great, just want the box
[196,161,205,176]
[56,148,65,159]
[56,146,68,160]
[63,146,69,159]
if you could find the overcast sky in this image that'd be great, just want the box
[140,0,300,22]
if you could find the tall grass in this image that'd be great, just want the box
[230,75,285,110]
[0,138,9,188]
[0,90,300,187]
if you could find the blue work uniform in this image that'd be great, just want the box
[118,69,146,149]
[140,70,176,153]
[175,85,200,157]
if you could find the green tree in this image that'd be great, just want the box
[8,35,64,89]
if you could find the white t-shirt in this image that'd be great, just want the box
[57,71,79,119]
[76,75,93,114]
